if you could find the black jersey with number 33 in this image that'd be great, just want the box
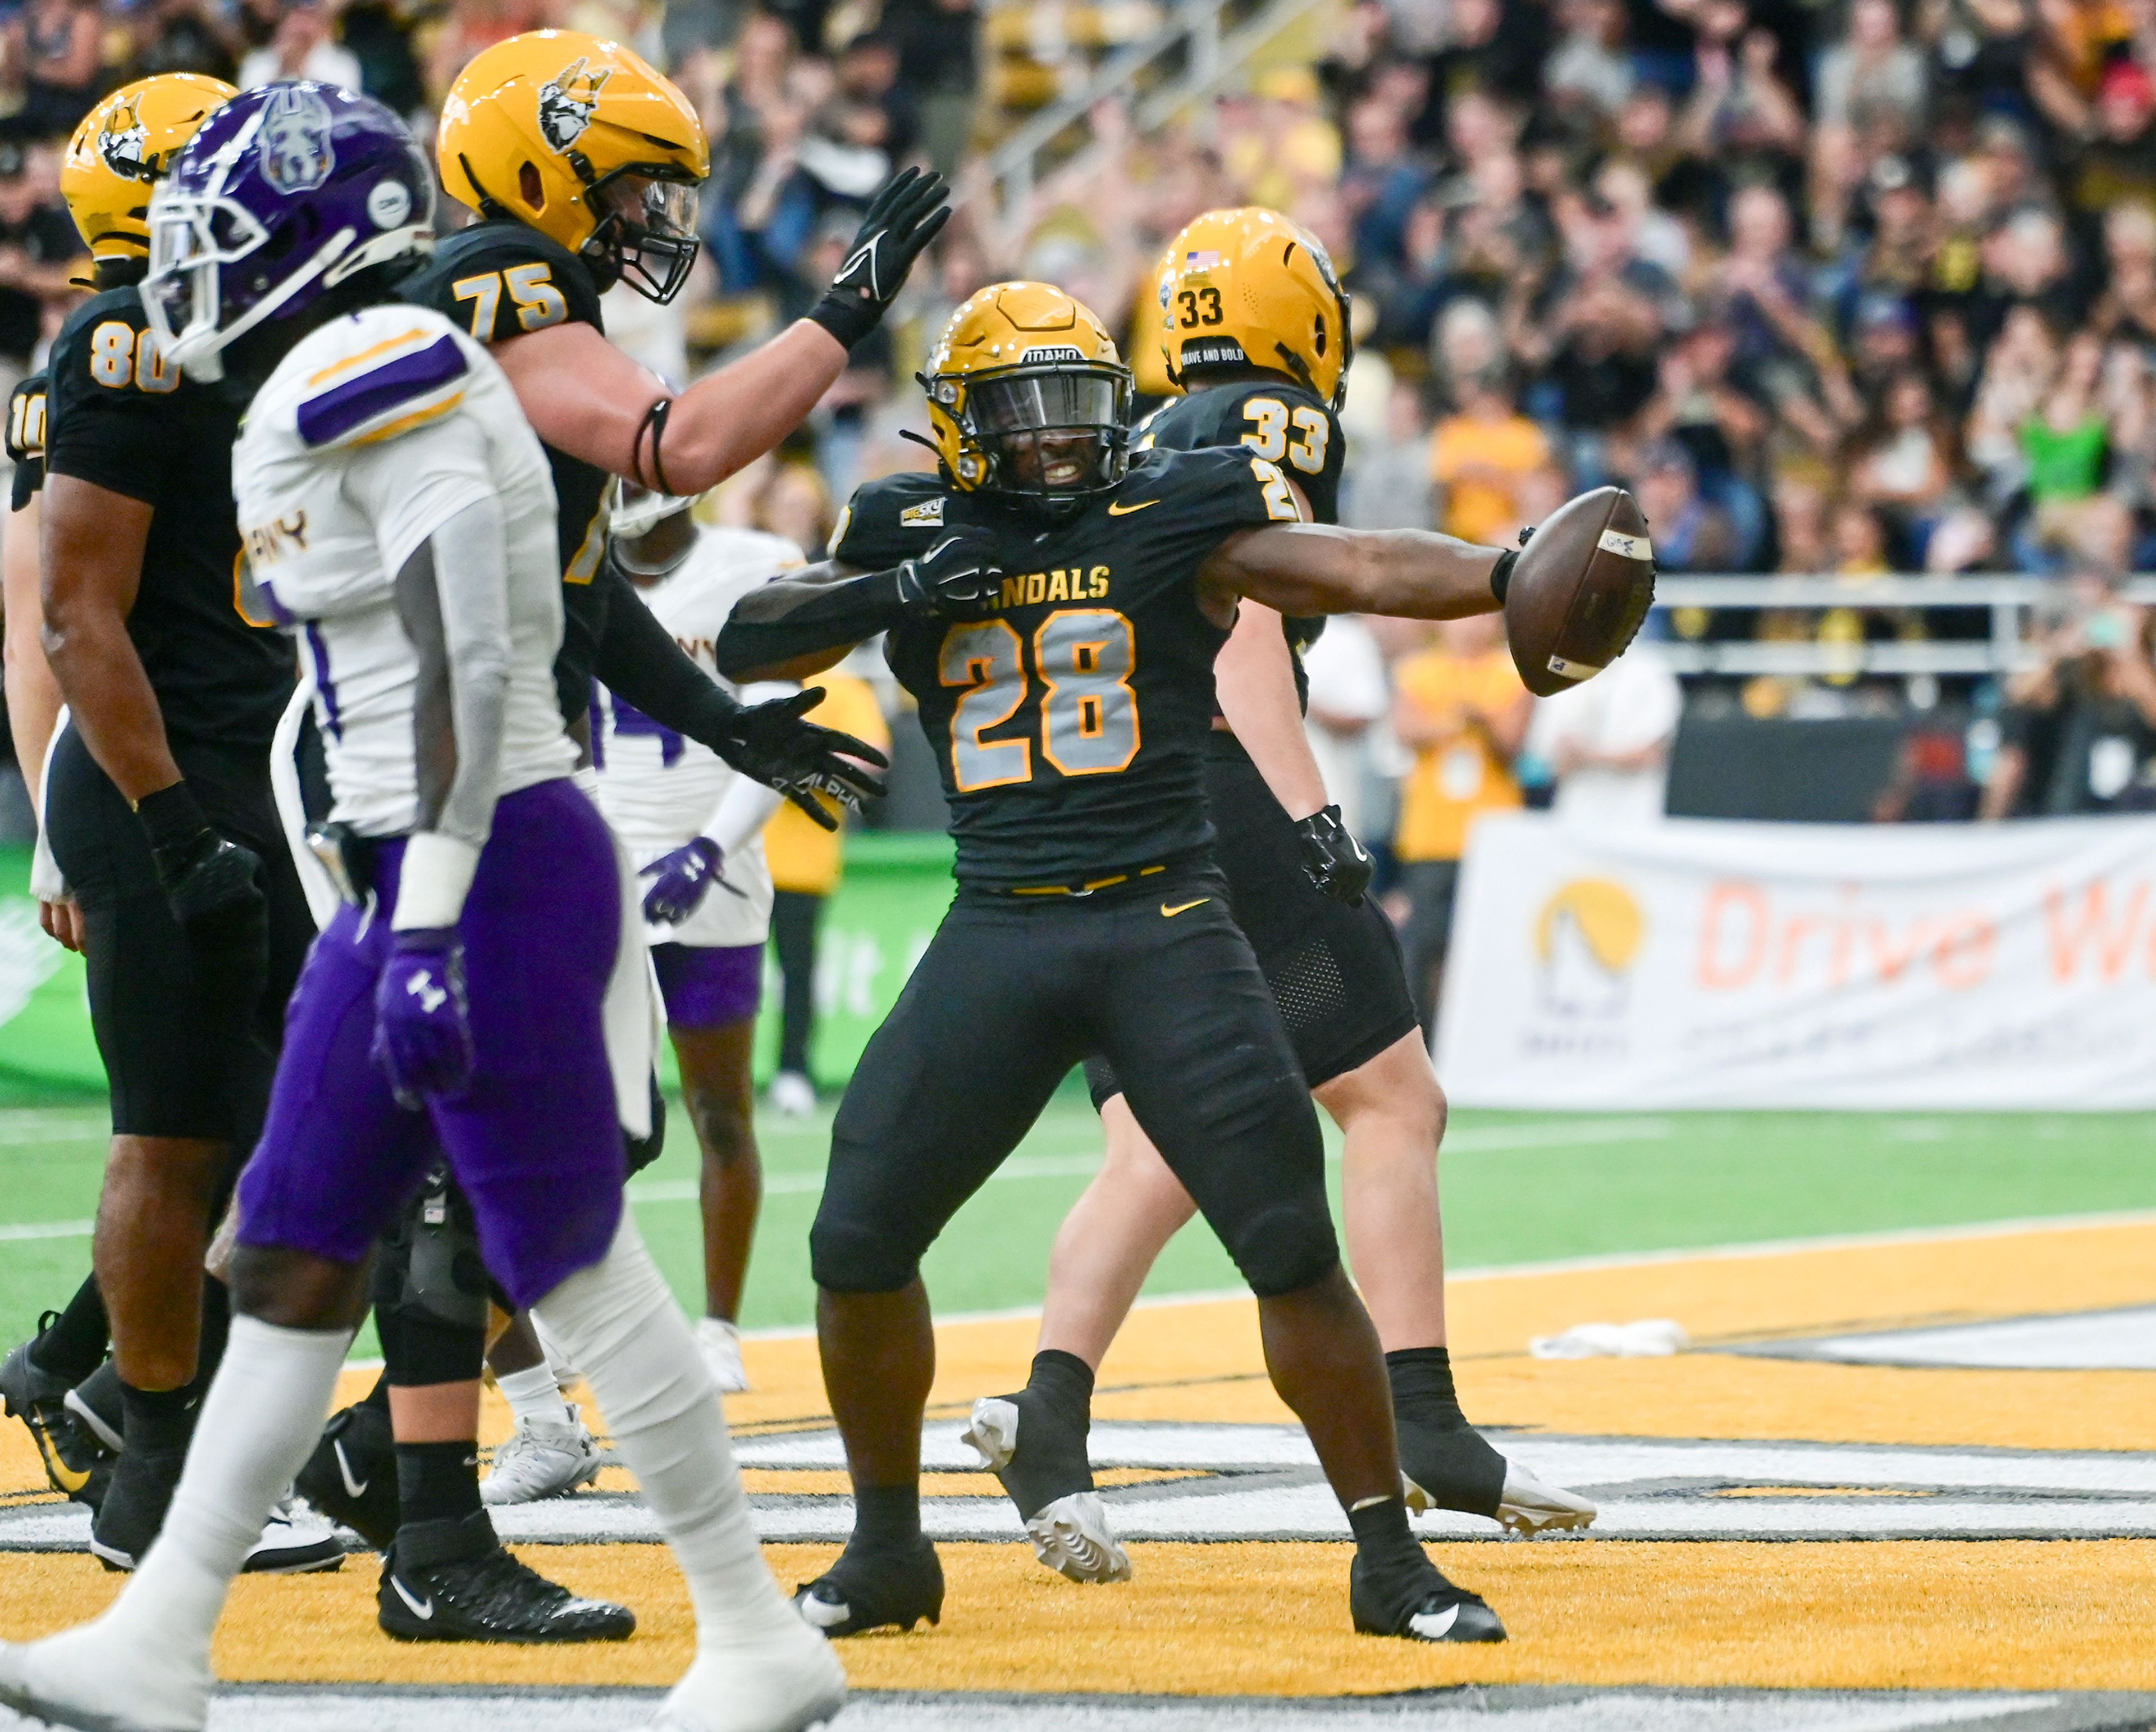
[42,289,293,747]
[833,445,1304,887]
[400,221,613,724]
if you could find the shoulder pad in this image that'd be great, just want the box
[277,309,473,452]
[830,473,947,569]
[410,221,603,341]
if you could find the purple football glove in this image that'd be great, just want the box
[371,928,473,1109]
[641,836,729,926]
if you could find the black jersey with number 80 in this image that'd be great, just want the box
[832,445,1303,887]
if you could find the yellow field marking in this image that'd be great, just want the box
[3,1540,2153,1694]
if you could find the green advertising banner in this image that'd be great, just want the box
[0,836,959,1098]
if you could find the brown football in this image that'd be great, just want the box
[1501,485,1657,697]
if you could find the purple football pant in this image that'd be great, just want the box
[235,778,625,1310]
[651,940,762,1030]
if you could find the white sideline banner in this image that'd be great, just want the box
[1435,813,2156,1109]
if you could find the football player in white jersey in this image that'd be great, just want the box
[594,488,807,1394]
[0,85,844,1732]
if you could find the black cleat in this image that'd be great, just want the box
[88,1443,185,1572]
[378,1511,634,1643]
[0,1332,112,1505]
[296,1400,400,1549]
[792,1537,944,1636]
[1350,1552,1506,1643]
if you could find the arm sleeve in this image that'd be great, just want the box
[712,562,912,677]
[590,557,744,748]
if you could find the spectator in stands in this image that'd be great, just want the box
[0,143,85,393]
[1528,639,1683,825]
[129,0,243,84]
[3,0,104,142]
[237,0,363,90]
[1428,302,1551,548]
[1984,591,2156,815]
[1390,614,1531,1036]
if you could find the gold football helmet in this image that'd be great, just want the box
[438,29,710,303]
[62,74,236,262]
[1157,207,1351,409]
[921,281,1133,512]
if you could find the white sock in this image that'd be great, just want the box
[496,1361,572,1430]
[532,1217,797,1646]
[97,1315,350,1662]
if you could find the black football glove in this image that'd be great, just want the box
[894,531,1004,617]
[808,166,952,350]
[1294,804,1374,906]
[714,688,890,832]
[135,780,270,997]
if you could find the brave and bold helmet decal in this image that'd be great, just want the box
[538,58,609,152]
[97,97,149,181]
[261,85,335,197]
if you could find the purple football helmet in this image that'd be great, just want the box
[144,82,434,380]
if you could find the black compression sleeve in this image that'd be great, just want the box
[591,558,743,746]
[714,564,912,679]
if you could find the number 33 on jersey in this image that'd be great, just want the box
[830,444,1302,888]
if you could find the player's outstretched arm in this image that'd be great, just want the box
[1202,522,1509,622]
[495,168,950,496]
[716,531,1003,682]
[593,558,888,826]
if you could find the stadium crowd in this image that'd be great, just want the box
[0,0,2153,886]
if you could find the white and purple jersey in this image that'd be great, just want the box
[233,305,575,840]
[593,524,802,948]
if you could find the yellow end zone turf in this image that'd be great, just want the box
[2,1216,2152,1699]
[1,1540,2153,1694]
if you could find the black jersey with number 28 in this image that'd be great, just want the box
[400,221,613,724]
[42,288,293,748]
[833,444,1304,888]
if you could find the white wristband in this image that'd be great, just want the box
[393,832,481,931]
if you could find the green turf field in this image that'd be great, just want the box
[2,1092,2154,1346]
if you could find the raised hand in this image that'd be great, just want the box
[713,688,889,831]
[809,166,953,350]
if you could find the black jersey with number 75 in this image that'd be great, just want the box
[831,444,1304,888]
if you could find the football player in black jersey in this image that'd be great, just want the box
[975,211,1595,1576]
[715,282,1604,1647]
[12,75,345,1579]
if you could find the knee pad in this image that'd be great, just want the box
[1225,1201,1340,1300]
[380,1169,492,1333]
[808,1215,922,1295]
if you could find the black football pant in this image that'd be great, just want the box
[770,888,823,1077]
[813,865,1339,1300]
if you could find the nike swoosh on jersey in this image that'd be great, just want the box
[390,1575,433,1620]
[334,1439,368,1499]
[1161,898,1211,917]
[1107,499,1161,515]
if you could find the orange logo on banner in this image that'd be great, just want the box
[1696,881,1998,993]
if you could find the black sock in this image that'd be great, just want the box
[395,1439,483,1529]
[1387,1346,1469,1432]
[1347,1495,1427,1577]
[360,1371,391,1415]
[30,1276,109,1383]
[1026,1349,1095,1422]
[853,1483,922,1549]
[119,1379,201,1455]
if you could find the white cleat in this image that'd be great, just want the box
[481,1403,603,1505]
[1495,1462,1598,1534]
[961,1397,1132,1585]
[1024,1491,1132,1585]
[695,1318,750,1394]
[0,1624,209,1732]
[244,1498,345,1573]
[636,1629,847,1732]
[765,1070,816,1118]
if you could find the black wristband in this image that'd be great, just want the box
[1490,548,1518,605]
[133,780,210,852]
[807,288,879,353]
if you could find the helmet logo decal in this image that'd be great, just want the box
[1020,345,1085,363]
[260,84,336,196]
[367,180,411,230]
[97,97,150,182]
[538,58,610,153]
